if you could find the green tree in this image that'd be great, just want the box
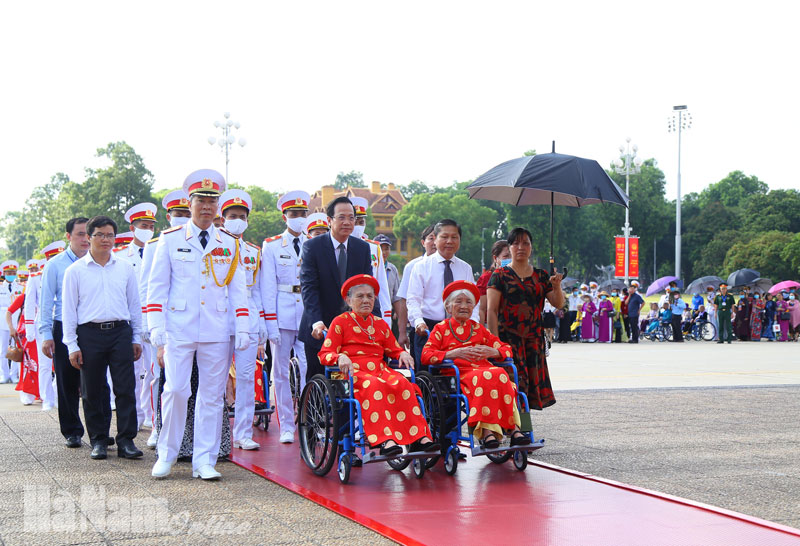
[723,231,797,281]
[334,170,365,190]
[741,189,800,234]
[780,232,800,275]
[695,230,739,277]
[697,170,768,210]
[393,192,498,273]
[397,180,432,200]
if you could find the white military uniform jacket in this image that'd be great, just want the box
[261,230,306,337]
[146,222,248,343]
[0,280,24,332]
[114,242,144,277]
[363,237,392,326]
[139,236,159,334]
[23,273,43,341]
[228,239,263,335]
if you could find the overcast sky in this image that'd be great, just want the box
[2,1,798,219]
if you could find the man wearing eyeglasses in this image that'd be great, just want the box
[299,196,379,381]
[61,216,143,461]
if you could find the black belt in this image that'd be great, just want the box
[80,320,129,330]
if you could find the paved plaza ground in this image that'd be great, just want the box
[0,340,797,544]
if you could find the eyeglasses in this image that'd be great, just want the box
[333,215,355,222]
[92,233,116,240]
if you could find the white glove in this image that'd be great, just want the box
[150,328,166,348]
[268,332,280,346]
[258,322,268,346]
[141,329,151,344]
[235,332,250,351]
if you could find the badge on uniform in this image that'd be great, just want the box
[279,254,291,259]
[178,248,191,253]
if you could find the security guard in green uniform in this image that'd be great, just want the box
[714,283,735,344]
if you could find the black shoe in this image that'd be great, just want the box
[91,444,107,460]
[107,437,115,447]
[117,442,143,459]
[65,435,82,448]
[510,432,531,446]
[410,439,440,453]
[379,443,403,457]
[480,434,500,449]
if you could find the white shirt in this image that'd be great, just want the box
[396,254,425,301]
[407,251,478,327]
[568,293,582,311]
[61,250,142,355]
[330,232,348,262]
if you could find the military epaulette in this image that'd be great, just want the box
[161,226,183,235]
[147,235,160,244]
[264,235,282,243]
[246,241,261,251]
[219,227,236,238]
[112,247,125,253]
[364,238,379,246]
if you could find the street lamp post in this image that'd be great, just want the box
[481,227,487,272]
[612,138,642,286]
[208,111,247,182]
[668,105,691,279]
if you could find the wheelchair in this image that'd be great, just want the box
[298,361,441,484]
[424,358,545,474]
[229,357,275,430]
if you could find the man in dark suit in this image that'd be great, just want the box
[300,196,379,381]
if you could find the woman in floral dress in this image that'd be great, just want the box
[486,228,564,410]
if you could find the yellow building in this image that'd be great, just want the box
[309,181,421,260]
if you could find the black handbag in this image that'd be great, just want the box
[780,312,791,321]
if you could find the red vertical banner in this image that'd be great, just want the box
[628,237,639,279]
[614,237,625,277]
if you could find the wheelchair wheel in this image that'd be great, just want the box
[338,455,352,484]
[414,371,445,468]
[387,457,411,471]
[487,451,512,464]
[444,448,458,476]
[512,450,528,471]
[412,457,426,479]
[299,375,340,477]
[289,357,301,425]
[701,322,716,341]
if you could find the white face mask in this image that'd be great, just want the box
[351,225,365,239]
[286,217,306,234]
[224,218,248,236]
[133,229,153,243]
[169,216,190,228]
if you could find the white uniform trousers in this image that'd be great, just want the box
[157,337,231,470]
[0,330,18,382]
[139,343,156,427]
[37,344,57,409]
[146,342,160,426]
[270,329,307,435]
[131,345,149,428]
[230,333,258,442]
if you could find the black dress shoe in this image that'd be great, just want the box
[510,432,532,446]
[65,435,82,448]
[91,444,107,460]
[117,443,143,459]
[107,437,115,447]
[379,443,403,457]
[409,439,440,453]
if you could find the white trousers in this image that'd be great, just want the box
[139,343,156,427]
[146,342,160,427]
[270,329,307,434]
[157,337,231,470]
[231,333,258,442]
[0,329,19,381]
[37,343,56,408]
[132,346,148,428]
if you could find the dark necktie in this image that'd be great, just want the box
[199,230,208,249]
[443,259,454,288]
[139,247,144,258]
[293,237,300,257]
[337,243,347,284]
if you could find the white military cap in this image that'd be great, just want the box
[1,260,19,272]
[220,189,252,213]
[42,240,66,260]
[350,196,369,216]
[183,169,226,197]
[305,212,330,232]
[124,203,157,224]
[162,190,190,211]
[277,190,310,212]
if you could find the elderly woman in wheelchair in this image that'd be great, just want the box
[317,275,439,458]
[421,281,531,450]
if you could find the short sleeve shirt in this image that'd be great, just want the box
[626,293,644,317]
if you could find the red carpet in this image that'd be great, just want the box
[231,427,800,545]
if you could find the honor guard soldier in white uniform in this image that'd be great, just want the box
[219,189,266,450]
[148,169,250,480]
[0,260,24,383]
[140,190,191,448]
[114,232,134,249]
[349,197,392,327]
[117,202,158,428]
[261,190,309,443]
[27,245,63,407]
[305,213,330,239]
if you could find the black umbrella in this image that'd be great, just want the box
[467,145,629,274]
[685,275,724,295]
[599,279,626,292]
[727,268,760,288]
[747,277,773,294]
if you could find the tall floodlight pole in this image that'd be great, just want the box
[612,138,642,285]
[668,105,691,279]
[208,111,247,182]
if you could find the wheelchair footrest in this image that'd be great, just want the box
[471,438,545,457]
[362,449,438,464]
